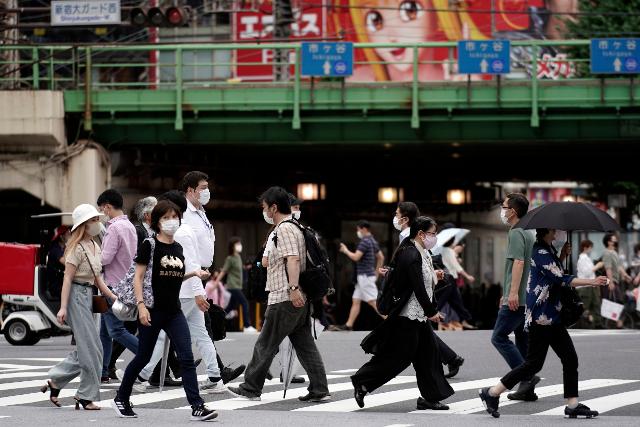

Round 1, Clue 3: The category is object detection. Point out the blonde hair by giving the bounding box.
[64,222,92,259]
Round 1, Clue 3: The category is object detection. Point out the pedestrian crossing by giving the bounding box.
[0,358,639,417]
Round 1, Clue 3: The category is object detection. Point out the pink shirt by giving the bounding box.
[101,215,138,287]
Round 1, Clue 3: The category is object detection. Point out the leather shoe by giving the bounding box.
[221,365,246,385]
[444,356,464,379]
[149,376,182,387]
[280,373,306,384]
[507,390,538,401]
[416,397,449,410]
[353,384,366,408]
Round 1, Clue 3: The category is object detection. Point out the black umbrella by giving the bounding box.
[514,202,621,232]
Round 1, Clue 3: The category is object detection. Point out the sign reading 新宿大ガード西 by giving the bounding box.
[301,42,353,77]
[590,39,639,74]
[457,40,511,75]
[51,1,121,26]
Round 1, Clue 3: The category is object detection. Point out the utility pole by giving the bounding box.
[273,0,294,81]
[0,0,20,88]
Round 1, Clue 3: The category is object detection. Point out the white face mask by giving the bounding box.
[263,210,274,225]
[87,222,102,237]
[161,219,180,236]
[393,216,403,231]
[292,211,301,221]
[500,208,512,225]
[235,244,243,253]
[357,231,364,239]
[422,233,438,251]
[198,188,211,206]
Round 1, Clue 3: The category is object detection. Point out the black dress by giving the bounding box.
[352,240,454,402]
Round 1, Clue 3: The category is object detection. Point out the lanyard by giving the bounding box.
[194,209,213,231]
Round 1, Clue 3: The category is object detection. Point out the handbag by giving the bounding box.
[111,237,156,320]
[207,303,227,341]
[558,285,584,327]
[78,242,109,314]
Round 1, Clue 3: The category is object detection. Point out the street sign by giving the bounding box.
[590,38,639,74]
[301,42,353,77]
[457,40,511,74]
[51,1,121,26]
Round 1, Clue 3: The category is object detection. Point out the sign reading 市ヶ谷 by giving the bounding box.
[590,38,639,74]
[457,40,511,74]
[51,1,121,26]
[301,42,353,77]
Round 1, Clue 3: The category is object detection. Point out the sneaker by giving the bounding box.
[115,369,125,382]
[243,326,257,333]
[478,387,500,418]
[198,379,227,394]
[565,403,599,419]
[507,375,540,401]
[101,376,111,384]
[227,386,261,401]
[444,356,464,379]
[108,367,118,380]
[190,404,218,422]
[225,310,238,320]
[111,396,137,418]
[221,365,246,385]
[416,397,449,410]
[133,380,150,393]
[298,392,331,402]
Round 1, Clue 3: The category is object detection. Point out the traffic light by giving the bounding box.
[129,6,191,27]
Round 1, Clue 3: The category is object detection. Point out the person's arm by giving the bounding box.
[216,256,231,283]
[444,248,474,282]
[174,228,209,311]
[286,255,304,307]
[100,227,118,267]
[375,250,385,273]
[280,224,305,307]
[507,230,527,311]
[619,266,632,283]
[95,275,117,301]
[56,262,76,324]
[602,252,617,292]
[592,261,604,273]
[339,244,364,262]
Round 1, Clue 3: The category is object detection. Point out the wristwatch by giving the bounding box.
[136,300,145,306]
[288,285,299,293]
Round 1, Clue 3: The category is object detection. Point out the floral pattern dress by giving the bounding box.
[524,242,575,330]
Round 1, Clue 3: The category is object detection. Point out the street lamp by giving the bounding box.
[378,187,404,204]
[447,189,470,226]
[297,183,326,201]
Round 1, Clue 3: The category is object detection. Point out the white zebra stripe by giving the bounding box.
[534,388,640,416]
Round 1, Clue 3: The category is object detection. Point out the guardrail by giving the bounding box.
[0,40,636,131]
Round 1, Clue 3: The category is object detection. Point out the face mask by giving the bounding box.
[161,219,180,236]
[263,210,274,225]
[235,244,243,253]
[393,216,403,231]
[87,222,102,237]
[422,234,437,251]
[500,208,512,225]
[198,188,211,206]
[292,211,301,221]
[357,231,364,239]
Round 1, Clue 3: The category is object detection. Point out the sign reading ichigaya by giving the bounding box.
[457,40,511,74]
[590,38,639,74]
[301,42,354,77]
[51,1,121,26]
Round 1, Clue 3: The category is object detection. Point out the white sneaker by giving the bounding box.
[225,310,238,320]
[198,379,227,394]
[133,380,150,393]
[243,326,257,333]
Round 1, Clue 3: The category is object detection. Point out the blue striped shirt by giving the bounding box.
[356,235,379,276]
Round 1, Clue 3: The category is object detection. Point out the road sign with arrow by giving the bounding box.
[590,38,639,74]
[301,42,353,77]
[457,40,510,75]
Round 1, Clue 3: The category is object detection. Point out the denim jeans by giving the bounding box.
[100,306,139,376]
[491,305,529,371]
[118,309,203,407]
[227,289,251,328]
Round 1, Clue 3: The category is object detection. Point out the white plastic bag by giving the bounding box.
[600,298,624,321]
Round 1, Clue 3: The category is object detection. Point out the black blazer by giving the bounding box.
[388,239,438,319]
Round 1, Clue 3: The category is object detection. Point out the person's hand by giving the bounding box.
[594,261,604,271]
[138,305,151,326]
[378,266,389,276]
[467,275,476,284]
[56,307,67,324]
[339,243,347,254]
[194,269,211,281]
[290,289,306,308]
[428,312,444,322]
[594,276,608,287]
[560,242,572,259]
[435,269,445,281]
[108,292,118,302]
[508,292,519,311]
[195,295,210,312]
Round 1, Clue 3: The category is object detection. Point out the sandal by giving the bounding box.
[74,398,100,410]
[40,380,61,407]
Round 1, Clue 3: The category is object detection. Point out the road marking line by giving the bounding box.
[0,388,108,406]
[293,377,501,412]
[0,372,49,380]
[534,388,640,415]
[0,358,68,362]
[410,378,639,415]
[0,377,80,393]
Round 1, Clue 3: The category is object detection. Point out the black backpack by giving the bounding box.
[279,220,334,301]
[377,243,410,315]
[247,247,269,302]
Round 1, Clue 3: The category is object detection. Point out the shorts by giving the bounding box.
[353,274,378,302]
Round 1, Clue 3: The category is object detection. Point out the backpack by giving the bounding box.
[279,220,333,301]
[246,246,269,302]
[376,243,411,315]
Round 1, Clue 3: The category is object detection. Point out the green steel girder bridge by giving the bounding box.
[3,40,640,146]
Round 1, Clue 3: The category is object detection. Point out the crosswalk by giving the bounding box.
[0,358,639,417]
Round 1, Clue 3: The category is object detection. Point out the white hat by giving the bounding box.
[71,204,103,232]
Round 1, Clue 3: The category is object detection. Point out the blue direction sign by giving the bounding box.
[590,38,639,74]
[457,40,511,74]
[301,42,353,77]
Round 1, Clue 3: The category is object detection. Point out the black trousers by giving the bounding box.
[352,317,454,402]
[436,284,472,321]
[501,323,579,398]
[435,334,457,365]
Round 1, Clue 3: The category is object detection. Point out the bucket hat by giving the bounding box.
[71,204,103,232]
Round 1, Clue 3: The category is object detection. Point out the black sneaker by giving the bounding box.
[298,392,331,402]
[416,397,449,410]
[444,356,464,379]
[227,386,261,401]
[565,403,599,419]
[507,375,540,401]
[190,404,218,421]
[221,365,246,385]
[479,387,500,418]
[101,376,111,384]
[111,396,137,418]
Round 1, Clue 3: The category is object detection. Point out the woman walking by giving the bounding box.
[351,216,454,411]
[41,204,118,410]
[111,200,218,421]
[479,228,608,418]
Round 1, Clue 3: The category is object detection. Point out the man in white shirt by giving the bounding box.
[175,171,225,393]
[576,239,604,328]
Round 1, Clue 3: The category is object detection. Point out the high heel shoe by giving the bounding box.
[74,398,100,410]
[40,380,61,407]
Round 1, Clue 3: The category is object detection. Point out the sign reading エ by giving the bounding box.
[301,42,353,77]
[590,38,639,74]
[457,40,511,74]
[51,1,121,26]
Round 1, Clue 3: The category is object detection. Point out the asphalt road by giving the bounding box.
[1,328,639,426]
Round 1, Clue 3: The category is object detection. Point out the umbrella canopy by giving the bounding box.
[432,228,470,255]
[514,202,621,232]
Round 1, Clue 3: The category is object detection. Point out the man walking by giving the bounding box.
[334,220,385,331]
[229,186,329,402]
[602,233,632,328]
[491,193,539,401]
[97,189,139,384]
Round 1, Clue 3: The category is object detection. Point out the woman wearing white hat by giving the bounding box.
[40,204,118,411]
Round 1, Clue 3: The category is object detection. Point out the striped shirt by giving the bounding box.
[266,221,306,305]
[356,235,380,276]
